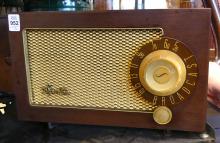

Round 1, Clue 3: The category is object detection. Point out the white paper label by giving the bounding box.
[8,14,20,32]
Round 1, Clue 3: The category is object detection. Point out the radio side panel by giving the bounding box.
[0,16,12,92]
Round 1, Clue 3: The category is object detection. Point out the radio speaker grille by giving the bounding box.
[23,28,163,112]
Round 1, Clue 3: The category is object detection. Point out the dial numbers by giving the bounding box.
[130,37,198,106]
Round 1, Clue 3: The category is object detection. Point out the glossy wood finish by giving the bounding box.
[9,10,210,132]
[0,16,12,92]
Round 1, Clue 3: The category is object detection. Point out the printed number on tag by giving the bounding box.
[8,14,20,32]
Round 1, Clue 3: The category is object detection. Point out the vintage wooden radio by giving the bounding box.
[8,9,210,132]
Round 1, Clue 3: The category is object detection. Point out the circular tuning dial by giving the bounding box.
[130,37,198,107]
[139,50,186,96]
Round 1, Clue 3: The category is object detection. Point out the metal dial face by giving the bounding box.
[130,37,198,107]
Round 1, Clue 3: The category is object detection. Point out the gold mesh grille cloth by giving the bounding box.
[23,28,163,112]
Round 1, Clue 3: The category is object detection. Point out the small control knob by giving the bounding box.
[153,106,172,125]
[139,50,186,96]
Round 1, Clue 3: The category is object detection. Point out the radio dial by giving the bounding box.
[139,50,186,96]
[130,37,198,107]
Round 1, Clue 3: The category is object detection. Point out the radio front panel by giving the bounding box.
[9,10,210,131]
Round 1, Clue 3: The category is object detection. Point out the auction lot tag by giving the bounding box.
[8,14,20,32]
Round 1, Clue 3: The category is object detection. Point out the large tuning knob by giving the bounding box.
[139,50,186,96]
